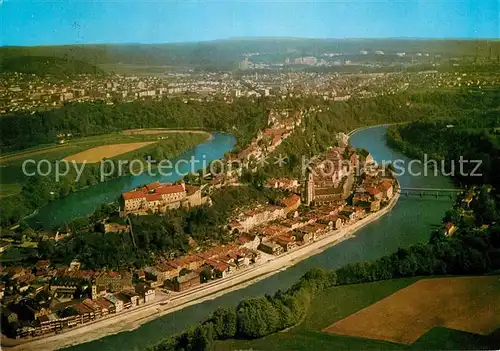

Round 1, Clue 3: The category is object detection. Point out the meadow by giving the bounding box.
[0,130,209,197]
[215,276,500,351]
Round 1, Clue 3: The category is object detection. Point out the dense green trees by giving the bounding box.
[150,188,500,351]
[264,88,500,178]
[211,308,237,340]
[386,102,500,190]
[0,97,268,152]
[2,56,105,77]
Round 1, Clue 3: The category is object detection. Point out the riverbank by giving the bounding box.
[4,183,400,351]
[347,122,406,137]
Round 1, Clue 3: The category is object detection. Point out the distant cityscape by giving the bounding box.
[2,51,499,114]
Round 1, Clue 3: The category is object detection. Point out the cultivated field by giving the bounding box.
[0,130,207,197]
[323,276,500,345]
[63,142,156,163]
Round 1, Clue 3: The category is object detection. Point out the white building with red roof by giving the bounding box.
[121,181,207,215]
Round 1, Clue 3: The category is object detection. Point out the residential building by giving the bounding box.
[173,272,201,292]
[258,242,284,256]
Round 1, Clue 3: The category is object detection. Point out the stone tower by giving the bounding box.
[304,171,315,206]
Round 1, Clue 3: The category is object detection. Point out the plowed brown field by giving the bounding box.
[323,276,500,344]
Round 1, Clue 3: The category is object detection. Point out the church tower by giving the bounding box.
[304,171,314,206]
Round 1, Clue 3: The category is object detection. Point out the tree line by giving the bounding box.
[150,187,500,351]
[263,87,500,179]
[386,106,500,190]
[0,97,268,152]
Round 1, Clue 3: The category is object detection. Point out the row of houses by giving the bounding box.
[353,173,395,212]
[206,110,302,190]
[229,194,302,234]
[12,283,155,338]
[242,199,373,257]
[144,244,261,292]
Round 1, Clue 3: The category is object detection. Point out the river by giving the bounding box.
[28,133,236,229]
[60,125,456,351]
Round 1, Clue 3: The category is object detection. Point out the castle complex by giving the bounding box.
[121,181,209,215]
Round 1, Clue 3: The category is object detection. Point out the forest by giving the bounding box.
[386,106,500,189]
[262,88,500,179]
[150,186,500,351]
[0,97,268,152]
[1,56,105,77]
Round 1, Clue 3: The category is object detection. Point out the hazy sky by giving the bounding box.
[2,0,499,46]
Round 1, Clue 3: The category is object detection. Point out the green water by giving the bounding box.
[27,133,236,229]
[64,126,456,351]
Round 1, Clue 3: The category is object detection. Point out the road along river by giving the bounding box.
[7,125,456,351]
[47,125,455,351]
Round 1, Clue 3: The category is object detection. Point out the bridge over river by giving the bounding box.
[398,187,462,199]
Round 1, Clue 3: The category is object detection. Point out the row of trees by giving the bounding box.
[0,97,268,152]
[151,188,500,351]
[386,107,500,190]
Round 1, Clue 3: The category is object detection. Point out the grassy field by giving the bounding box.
[0,130,209,197]
[215,276,500,351]
[324,276,500,344]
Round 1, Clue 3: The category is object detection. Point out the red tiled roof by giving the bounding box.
[276,235,294,243]
[155,184,185,195]
[35,260,50,269]
[282,194,301,209]
[108,271,120,278]
[366,187,382,196]
[215,262,229,272]
[146,181,162,191]
[380,181,393,190]
[185,185,199,196]
[146,193,163,202]
[123,191,146,201]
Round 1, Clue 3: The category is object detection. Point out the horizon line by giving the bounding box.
[2,36,499,48]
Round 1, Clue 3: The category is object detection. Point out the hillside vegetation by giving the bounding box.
[1,39,498,67]
[1,56,104,77]
[387,104,500,190]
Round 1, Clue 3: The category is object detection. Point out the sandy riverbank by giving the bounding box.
[4,185,400,351]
